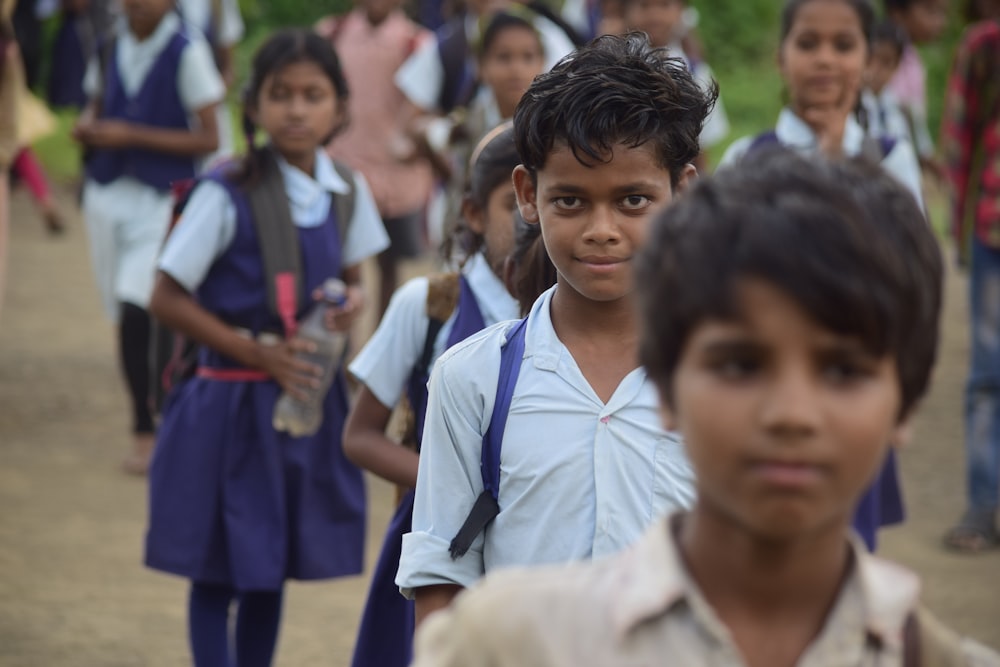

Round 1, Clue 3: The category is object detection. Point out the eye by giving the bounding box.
[794,35,819,51]
[553,196,583,210]
[269,85,290,101]
[306,88,328,103]
[621,195,651,211]
[834,36,859,52]
[707,352,763,381]
[819,352,876,385]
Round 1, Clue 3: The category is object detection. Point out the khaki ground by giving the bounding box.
[0,187,997,666]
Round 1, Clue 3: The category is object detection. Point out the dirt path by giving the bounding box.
[0,186,997,666]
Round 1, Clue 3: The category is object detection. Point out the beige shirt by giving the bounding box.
[413,514,1000,667]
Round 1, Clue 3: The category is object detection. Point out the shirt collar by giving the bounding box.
[463,252,520,326]
[273,148,352,209]
[610,513,921,652]
[120,10,181,51]
[775,107,865,155]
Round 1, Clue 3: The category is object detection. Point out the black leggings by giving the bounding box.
[119,302,154,434]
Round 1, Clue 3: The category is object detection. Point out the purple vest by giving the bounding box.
[195,172,344,369]
[86,27,196,191]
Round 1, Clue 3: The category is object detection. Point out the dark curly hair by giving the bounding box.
[513,32,717,186]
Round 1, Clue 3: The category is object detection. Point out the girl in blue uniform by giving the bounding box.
[144,30,388,667]
[344,124,531,667]
[720,0,924,551]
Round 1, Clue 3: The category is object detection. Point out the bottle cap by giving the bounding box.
[321,278,348,305]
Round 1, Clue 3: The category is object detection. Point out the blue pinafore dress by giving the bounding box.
[350,276,486,667]
[145,174,366,592]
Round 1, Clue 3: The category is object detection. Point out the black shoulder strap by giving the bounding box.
[417,273,461,378]
[245,149,301,337]
[330,159,357,244]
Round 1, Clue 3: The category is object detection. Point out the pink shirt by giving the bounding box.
[322,10,434,219]
[888,44,926,117]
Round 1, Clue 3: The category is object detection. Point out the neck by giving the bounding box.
[497,97,518,120]
[283,149,316,177]
[550,283,639,344]
[678,507,851,623]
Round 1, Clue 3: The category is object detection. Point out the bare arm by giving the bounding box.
[343,387,420,487]
[150,272,321,399]
[75,103,220,158]
[415,584,464,629]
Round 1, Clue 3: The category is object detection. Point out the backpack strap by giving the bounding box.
[246,148,302,338]
[449,316,528,559]
[330,159,357,245]
[902,606,972,667]
[747,130,780,154]
[417,272,461,380]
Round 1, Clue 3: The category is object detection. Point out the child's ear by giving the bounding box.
[659,402,678,432]
[674,163,698,193]
[889,416,914,449]
[462,196,485,235]
[512,165,539,224]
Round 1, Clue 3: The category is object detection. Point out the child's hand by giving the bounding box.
[74,119,135,149]
[257,339,323,400]
[801,81,859,158]
[318,284,365,332]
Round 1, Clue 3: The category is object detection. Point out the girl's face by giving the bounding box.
[894,0,948,43]
[251,60,344,173]
[779,0,868,115]
[466,181,519,277]
[479,26,545,119]
[123,0,174,38]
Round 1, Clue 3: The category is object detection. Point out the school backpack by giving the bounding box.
[748,129,897,164]
[149,149,357,418]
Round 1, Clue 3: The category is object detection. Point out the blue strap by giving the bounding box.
[481,317,528,498]
[448,317,527,559]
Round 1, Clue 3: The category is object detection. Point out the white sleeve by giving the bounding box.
[177,38,226,112]
[341,171,391,267]
[881,140,926,213]
[83,58,99,99]
[694,62,729,149]
[395,36,444,112]
[534,16,576,71]
[158,180,238,292]
[717,135,753,169]
[348,277,432,408]
[397,335,502,596]
[217,0,246,47]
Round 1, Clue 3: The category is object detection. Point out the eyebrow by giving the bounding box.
[546,182,664,196]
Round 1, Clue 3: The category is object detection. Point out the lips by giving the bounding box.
[578,255,626,265]
[749,459,826,489]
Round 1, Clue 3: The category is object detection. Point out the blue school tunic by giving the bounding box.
[85,28,196,192]
[47,14,88,108]
[350,276,486,667]
[144,173,366,592]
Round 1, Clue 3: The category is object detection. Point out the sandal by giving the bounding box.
[943,509,999,554]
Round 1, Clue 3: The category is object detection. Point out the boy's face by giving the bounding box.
[662,279,906,542]
[123,0,173,38]
[624,0,685,48]
[513,142,692,306]
[892,0,949,43]
[866,41,901,94]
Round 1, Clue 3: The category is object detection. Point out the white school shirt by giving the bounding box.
[396,285,696,597]
[158,148,389,292]
[349,252,519,409]
[176,0,245,47]
[394,14,575,113]
[668,42,729,149]
[861,88,913,148]
[719,107,925,211]
[82,11,224,115]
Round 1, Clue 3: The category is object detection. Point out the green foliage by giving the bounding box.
[240,0,352,31]
[689,0,782,72]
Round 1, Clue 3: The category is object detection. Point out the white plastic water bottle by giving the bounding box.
[272,278,349,437]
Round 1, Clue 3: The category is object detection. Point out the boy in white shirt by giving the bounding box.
[396,32,715,626]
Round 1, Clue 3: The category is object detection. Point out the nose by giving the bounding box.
[582,204,621,245]
[759,365,821,439]
[288,94,307,118]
